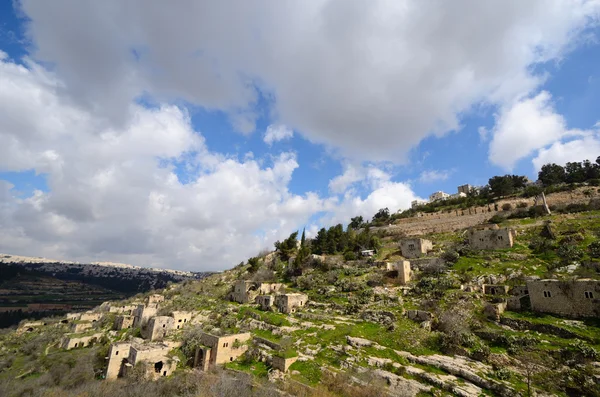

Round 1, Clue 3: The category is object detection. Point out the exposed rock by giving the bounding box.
[346,336,373,348]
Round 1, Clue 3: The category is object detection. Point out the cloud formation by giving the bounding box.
[418,169,452,184]
[263,124,294,145]
[18,0,600,161]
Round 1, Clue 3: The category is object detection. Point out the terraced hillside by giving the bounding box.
[1,208,600,397]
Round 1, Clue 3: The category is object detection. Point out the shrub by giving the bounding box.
[343,251,357,261]
[529,237,554,254]
[528,205,548,218]
[588,241,600,258]
[557,244,584,263]
[507,209,529,219]
[502,203,513,211]
[441,250,460,265]
[517,201,528,208]
[488,214,505,224]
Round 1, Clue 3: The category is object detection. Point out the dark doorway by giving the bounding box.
[154,361,163,373]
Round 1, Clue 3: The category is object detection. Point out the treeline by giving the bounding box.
[538,157,600,186]
[273,225,381,263]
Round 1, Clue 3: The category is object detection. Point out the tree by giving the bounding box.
[538,163,565,186]
[247,257,260,273]
[294,228,311,267]
[349,216,364,230]
[274,231,299,261]
[372,208,390,224]
[488,175,515,197]
[565,161,586,183]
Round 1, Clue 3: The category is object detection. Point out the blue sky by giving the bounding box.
[1,1,599,270]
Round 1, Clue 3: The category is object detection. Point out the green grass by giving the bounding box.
[289,359,322,385]
[225,360,270,378]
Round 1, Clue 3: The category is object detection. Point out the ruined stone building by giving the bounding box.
[527,279,600,318]
[274,293,308,314]
[114,315,134,330]
[144,316,174,341]
[256,295,275,311]
[171,311,192,329]
[483,285,509,295]
[105,341,177,380]
[193,332,251,371]
[133,304,158,327]
[79,312,103,322]
[108,304,137,315]
[146,294,165,306]
[70,322,93,333]
[399,238,433,259]
[61,333,103,350]
[230,281,283,304]
[467,224,515,250]
[386,261,411,285]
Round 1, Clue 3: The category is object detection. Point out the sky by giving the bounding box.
[1,1,600,271]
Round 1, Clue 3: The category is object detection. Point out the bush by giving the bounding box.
[502,203,512,211]
[517,201,528,208]
[507,209,529,219]
[528,205,548,218]
[588,241,600,258]
[488,214,505,224]
[343,251,357,261]
[529,237,554,254]
[557,244,584,263]
[441,250,460,264]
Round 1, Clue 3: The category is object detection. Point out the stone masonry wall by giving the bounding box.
[527,279,600,318]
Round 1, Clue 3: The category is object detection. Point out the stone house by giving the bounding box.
[230,281,283,304]
[79,312,102,322]
[274,293,308,314]
[467,225,515,250]
[171,311,192,330]
[256,295,275,311]
[507,286,530,310]
[61,333,103,350]
[133,304,158,327]
[16,321,45,334]
[193,332,252,371]
[386,261,411,285]
[108,304,137,315]
[271,356,298,372]
[144,316,174,341]
[527,279,600,317]
[70,321,93,333]
[429,191,450,202]
[483,285,509,295]
[105,342,177,380]
[146,294,165,306]
[114,315,135,330]
[399,238,433,259]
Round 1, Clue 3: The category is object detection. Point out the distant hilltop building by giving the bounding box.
[429,191,450,202]
[457,184,472,195]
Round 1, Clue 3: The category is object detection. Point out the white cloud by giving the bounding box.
[419,169,452,184]
[263,124,294,145]
[0,54,419,270]
[488,91,587,170]
[328,163,392,194]
[532,135,600,171]
[18,0,600,161]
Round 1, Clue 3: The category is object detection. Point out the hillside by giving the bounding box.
[0,256,212,328]
[1,198,600,396]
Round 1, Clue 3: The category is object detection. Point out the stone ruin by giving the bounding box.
[61,333,103,350]
[399,238,433,259]
[105,341,177,380]
[144,316,174,341]
[229,281,284,304]
[192,332,252,371]
[527,279,600,318]
[114,315,135,330]
[386,261,411,285]
[467,224,515,250]
[274,293,308,314]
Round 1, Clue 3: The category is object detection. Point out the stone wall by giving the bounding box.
[527,279,600,318]
[468,228,514,250]
[70,322,92,333]
[377,187,593,236]
[133,304,158,327]
[61,333,103,349]
[256,295,275,311]
[271,356,298,372]
[80,312,102,322]
[483,285,509,295]
[108,304,137,315]
[147,294,165,306]
[105,342,132,379]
